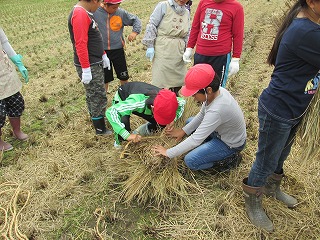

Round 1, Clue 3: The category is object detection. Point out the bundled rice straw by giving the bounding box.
[111,135,199,209]
[297,88,320,160]
[0,182,30,239]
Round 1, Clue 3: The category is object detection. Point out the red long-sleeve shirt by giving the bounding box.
[68,6,104,68]
[187,0,244,58]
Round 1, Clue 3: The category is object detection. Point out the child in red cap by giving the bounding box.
[94,0,141,93]
[106,82,185,148]
[153,64,246,172]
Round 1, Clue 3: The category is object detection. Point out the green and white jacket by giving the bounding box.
[106,82,185,141]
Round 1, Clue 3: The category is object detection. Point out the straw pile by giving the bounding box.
[110,135,199,209]
[297,89,320,160]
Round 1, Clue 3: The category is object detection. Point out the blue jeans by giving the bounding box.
[183,118,245,170]
[247,101,300,187]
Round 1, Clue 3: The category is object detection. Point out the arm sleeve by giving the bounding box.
[106,94,147,140]
[174,98,186,121]
[231,5,245,58]
[167,109,222,158]
[186,0,202,48]
[122,9,142,34]
[71,8,91,68]
[297,30,320,69]
[141,2,166,48]
[0,28,17,57]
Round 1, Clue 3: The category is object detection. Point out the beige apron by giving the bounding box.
[0,34,22,100]
[152,1,189,89]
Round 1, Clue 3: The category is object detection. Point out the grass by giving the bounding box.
[0,0,320,239]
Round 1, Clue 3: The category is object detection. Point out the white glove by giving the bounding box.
[228,58,240,77]
[183,48,193,63]
[102,53,111,70]
[81,67,92,84]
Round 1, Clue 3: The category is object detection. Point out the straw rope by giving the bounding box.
[0,182,30,240]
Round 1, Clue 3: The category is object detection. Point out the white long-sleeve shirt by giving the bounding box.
[167,87,246,158]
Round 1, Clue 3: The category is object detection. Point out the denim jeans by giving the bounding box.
[247,101,300,187]
[183,118,245,170]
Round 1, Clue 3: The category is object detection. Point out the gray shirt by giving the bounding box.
[94,7,141,50]
[142,0,190,48]
[167,87,247,158]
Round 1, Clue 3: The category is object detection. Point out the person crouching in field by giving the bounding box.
[242,0,320,233]
[106,82,185,149]
[93,0,142,94]
[153,64,247,172]
[0,28,29,151]
[68,0,112,135]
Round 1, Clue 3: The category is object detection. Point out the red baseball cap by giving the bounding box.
[181,64,215,97]
[104,0,122,4]
[153,89,178,125]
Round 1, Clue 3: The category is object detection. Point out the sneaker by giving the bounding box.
[114,141,122,150]
[211,152,242,172]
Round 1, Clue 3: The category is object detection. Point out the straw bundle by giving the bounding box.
[110,135,199,209]
[297,89,320,160]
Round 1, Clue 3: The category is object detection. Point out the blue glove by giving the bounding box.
[10,54,29,83]
[146,48,154,62]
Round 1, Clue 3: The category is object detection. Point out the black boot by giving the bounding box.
[92,118,112,135]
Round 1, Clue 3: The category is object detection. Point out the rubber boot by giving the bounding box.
[0,128,13,151]
[242,178,274,232]
[8,117,28,141]
[92,118,112,136]
[264,172,298,208]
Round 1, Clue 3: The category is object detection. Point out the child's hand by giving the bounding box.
[166,128,185,142]
[127,133,142,143]
[153,145,168,157]
[128,32,138,42]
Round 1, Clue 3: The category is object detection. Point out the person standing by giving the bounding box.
[153,64,246,171]
[183,0,244,87]
[68,0,112,135]
[0,27,29,151]
[94,0,142,93]
[242,0,320,232]
[142,0,190,96]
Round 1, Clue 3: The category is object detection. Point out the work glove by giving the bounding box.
[81,67,92,84]
[10,54,29,83]
[183,47,193,63]
[146,48,154,62]
[102,53,111,70]
[133,123,151,136]
[228,58,240,77]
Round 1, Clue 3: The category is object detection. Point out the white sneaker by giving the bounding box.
[114,141,122,150]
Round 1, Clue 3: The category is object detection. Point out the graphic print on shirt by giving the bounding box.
[304,72,319,95]
[200,8,223,41]
[110,16,122,31]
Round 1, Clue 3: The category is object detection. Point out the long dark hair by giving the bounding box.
[267,0,306,66]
